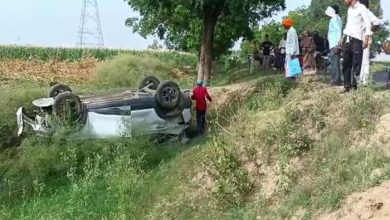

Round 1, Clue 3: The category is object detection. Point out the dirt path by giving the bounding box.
[318,181,390,220]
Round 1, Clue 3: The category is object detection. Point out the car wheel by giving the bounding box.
[139,76,160,90]
[154,92,186,120]
[53,92,82,125]
[48,83,72,98]
[156,80,181,110]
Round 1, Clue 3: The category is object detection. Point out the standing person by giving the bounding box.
[279,33,287,51]
[359,0,381,85]
[326,5,343,86]
[282,18,300,78]
[277,33,287,71]
[340,0,372,93]
[191,80,212,136]
[261,34,274,71]
[301,31,317,75]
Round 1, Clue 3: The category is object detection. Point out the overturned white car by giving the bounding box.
[16,77,192,142]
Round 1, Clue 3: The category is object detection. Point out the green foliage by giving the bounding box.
[347,88,384,130]
[297,0,385,36]
[287,6,317,35]
[0,85,45,149]
[271,133,390,218]
[0,45,197,63]
[93,54,187,89]
[0,136,184,219]
[246,77,297,111]
[125,0,286,58]
[242,0,389,57]
[0,46,120,61]
[1,54,390,219]
[204,141,254,208]
[0,52,198,151]
[255,21,286,45]
[280,108,314,157]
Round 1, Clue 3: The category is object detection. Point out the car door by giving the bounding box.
[78,105,132,138]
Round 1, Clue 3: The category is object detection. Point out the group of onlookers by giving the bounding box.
[250,35,277,73]
[327,0,380,91]
[194,0,385,136]
[251,0,383,93]
[251,28,330,75]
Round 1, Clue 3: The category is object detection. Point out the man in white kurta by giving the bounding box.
[283,18,300,78]
[359,0,381,85]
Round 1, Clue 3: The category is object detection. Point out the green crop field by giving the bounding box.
[0,45,197,64]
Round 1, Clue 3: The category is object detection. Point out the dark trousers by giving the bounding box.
[196,110,206,135]
[276,53,285,70]
[329,47,342,84]
[342,37,363,90]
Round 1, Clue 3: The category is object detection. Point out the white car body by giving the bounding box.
[17,86,193,141]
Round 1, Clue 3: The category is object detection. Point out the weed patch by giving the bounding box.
[202,139,254,208]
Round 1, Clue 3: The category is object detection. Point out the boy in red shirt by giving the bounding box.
[191,80,212,135]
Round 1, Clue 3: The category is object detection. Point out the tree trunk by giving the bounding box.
[197,13,217,86]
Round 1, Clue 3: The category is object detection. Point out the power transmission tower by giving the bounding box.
[77,0,104,47]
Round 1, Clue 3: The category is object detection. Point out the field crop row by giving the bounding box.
[0,45,197,65]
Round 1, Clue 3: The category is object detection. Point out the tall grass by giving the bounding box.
[91,54,195,90]
[1,54,389,219]
[0,136,194,219]
[0,53,198,148]
[0,83,46,149]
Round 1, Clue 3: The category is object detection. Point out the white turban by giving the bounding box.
[325,6,336,18]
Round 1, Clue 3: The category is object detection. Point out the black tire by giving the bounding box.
[48,83,72,98]
[155,80,181,110]
[139,76,160,90]
[154,92,185,119]
[52,92,82,125]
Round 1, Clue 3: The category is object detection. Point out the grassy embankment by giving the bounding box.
[0,47,389,219]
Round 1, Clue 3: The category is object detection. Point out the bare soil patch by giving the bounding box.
[0,58,98,85]
[318,181,390,220]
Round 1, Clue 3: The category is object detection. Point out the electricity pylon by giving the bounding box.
[77,0,104,47]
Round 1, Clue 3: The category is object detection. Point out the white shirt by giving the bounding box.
[279,38,286,48]
[279,38,286,53]
[367,9,381,26]
[343,2,372,41]
[328,15,343,49]
[286,26,300,56]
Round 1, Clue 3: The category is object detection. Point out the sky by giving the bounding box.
[0,0,389,49]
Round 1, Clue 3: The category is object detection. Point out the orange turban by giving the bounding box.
[282,18,294,28]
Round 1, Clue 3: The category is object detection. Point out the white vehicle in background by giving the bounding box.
[16,76,192,143]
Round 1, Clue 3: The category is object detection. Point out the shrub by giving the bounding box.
[203,140,254,208]
[347,88,383,130]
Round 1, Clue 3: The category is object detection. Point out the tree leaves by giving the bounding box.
[243,0,389,58]
[125,0,285,57]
